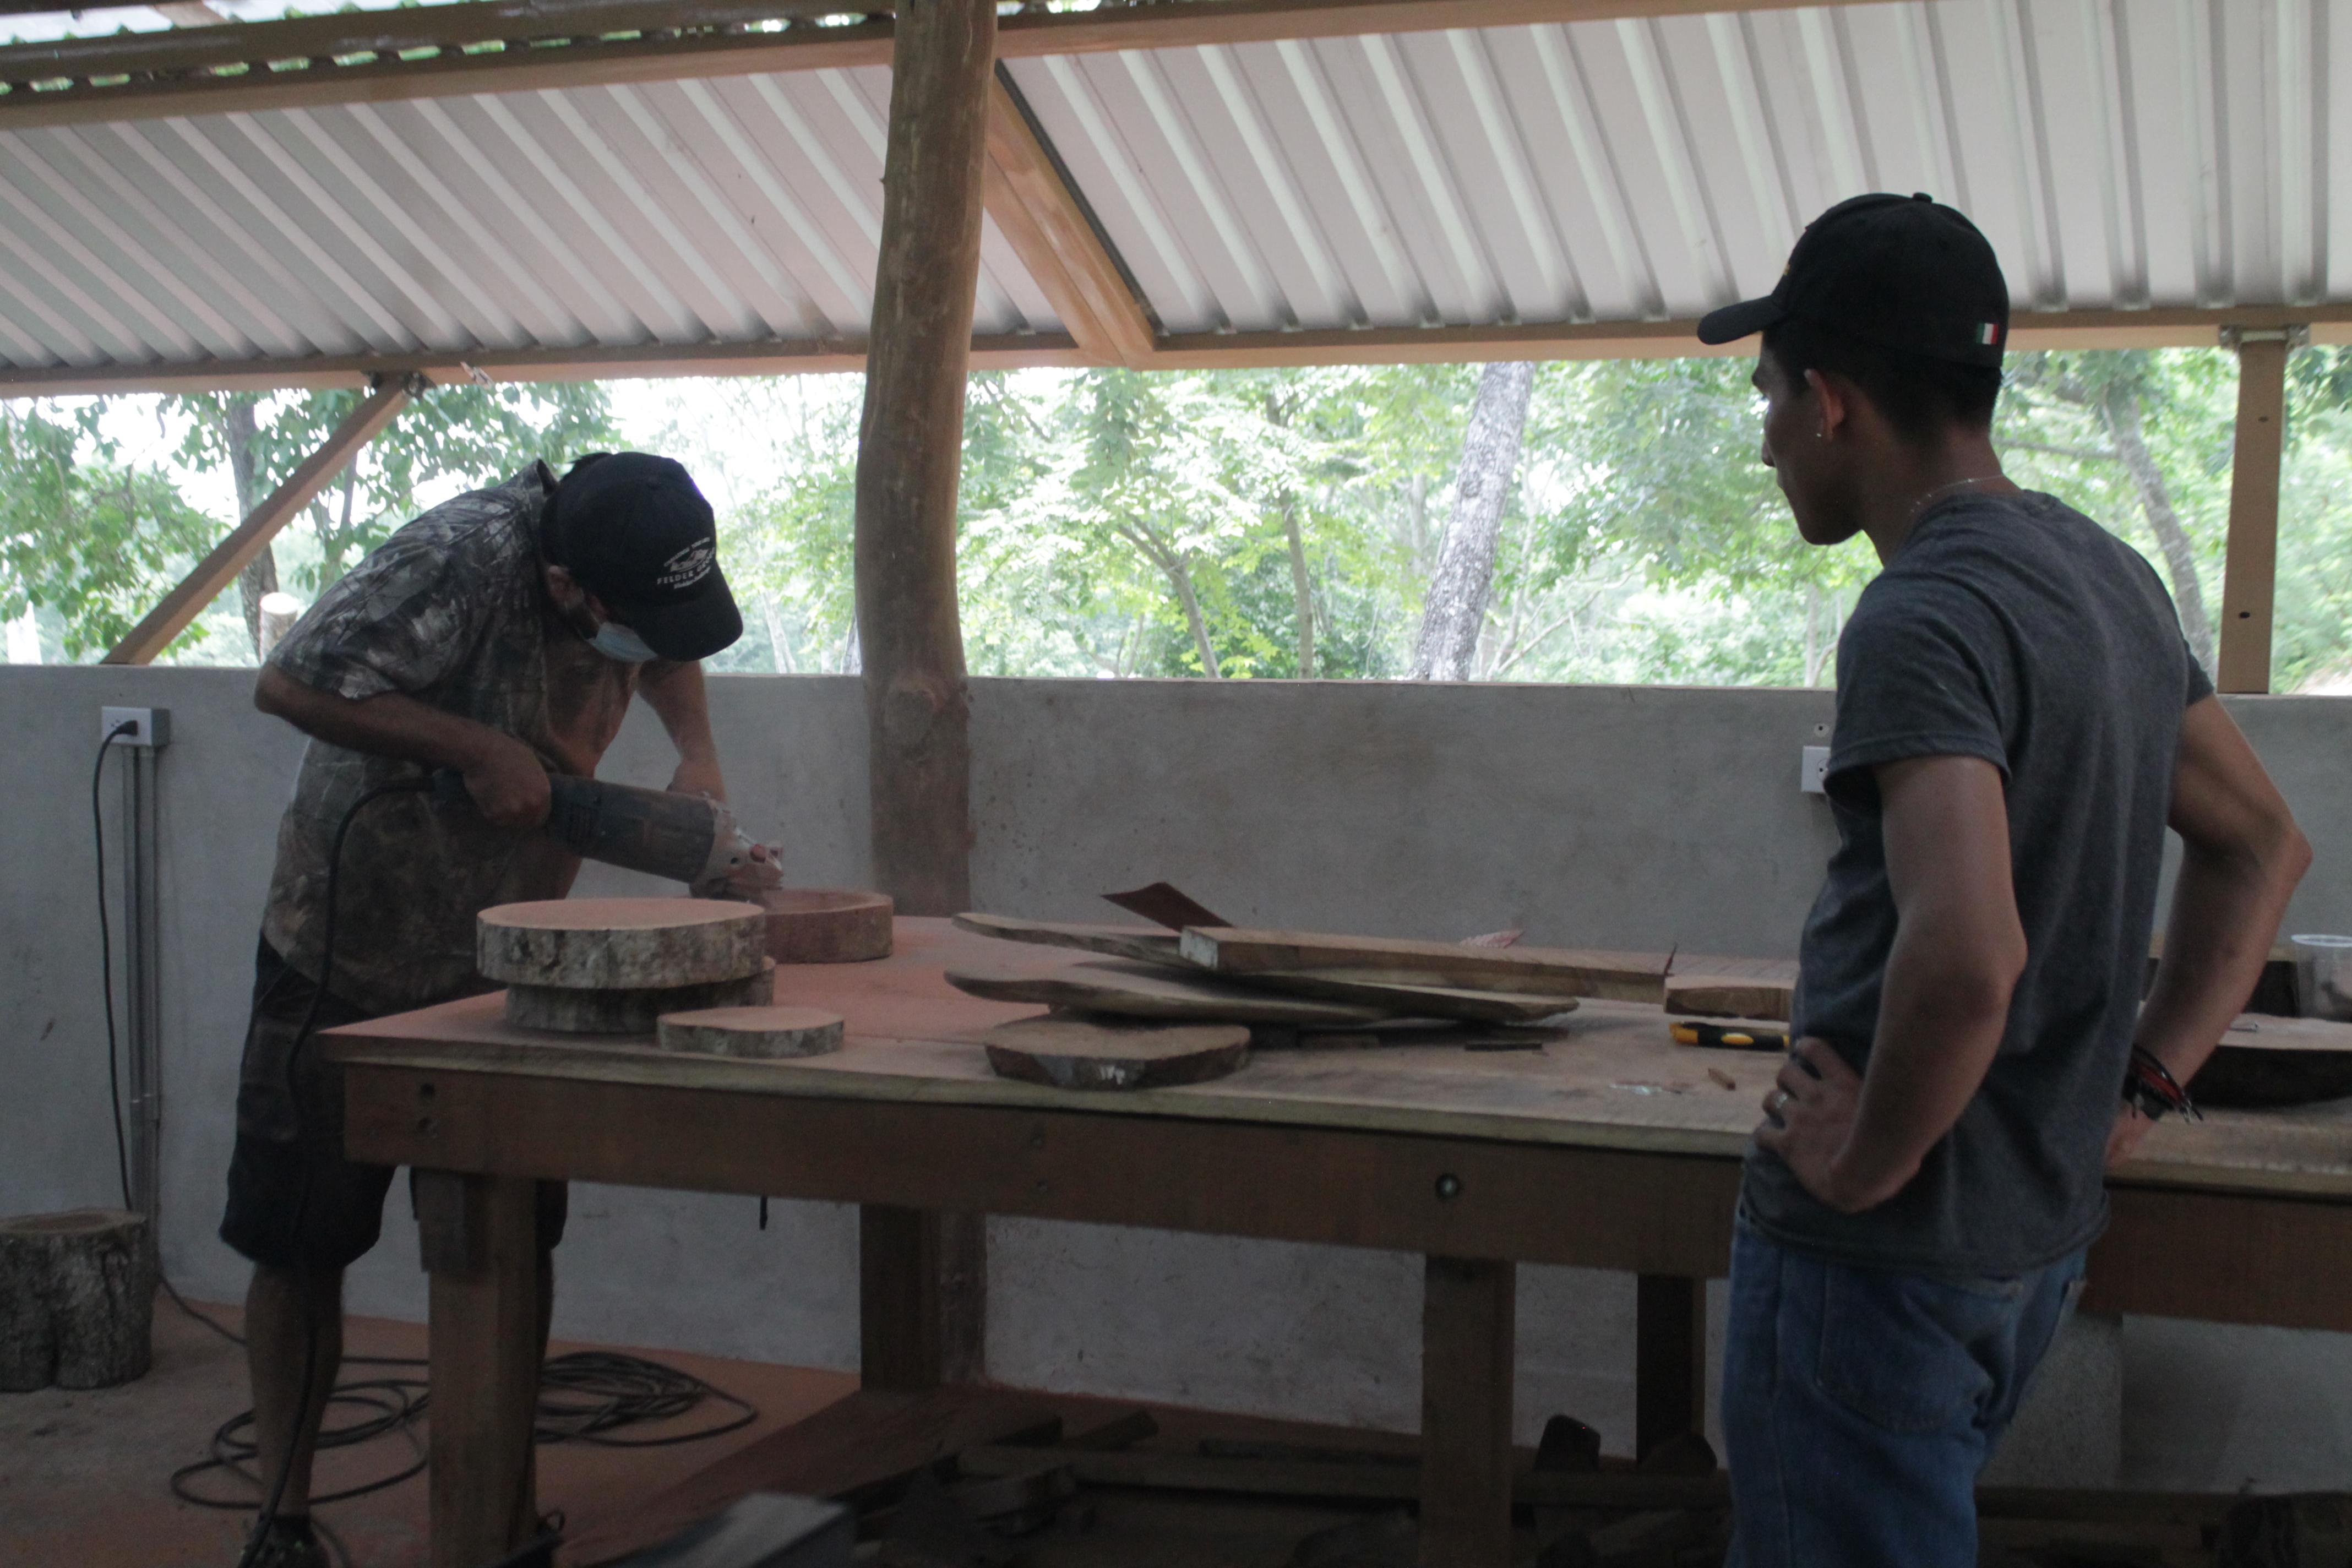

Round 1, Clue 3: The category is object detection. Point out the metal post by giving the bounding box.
[118,742,164,1222]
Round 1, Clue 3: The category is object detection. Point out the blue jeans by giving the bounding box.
[1721,1216,2087,1568]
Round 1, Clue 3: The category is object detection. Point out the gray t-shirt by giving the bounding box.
[1743,491,2212,1278]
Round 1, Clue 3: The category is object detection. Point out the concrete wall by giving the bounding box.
[3,665,2348,1487]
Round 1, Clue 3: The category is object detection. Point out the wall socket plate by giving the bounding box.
[101,706,171,749]
[1800,745,1830,794]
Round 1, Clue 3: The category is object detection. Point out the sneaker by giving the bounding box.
[241,1516,329,1568]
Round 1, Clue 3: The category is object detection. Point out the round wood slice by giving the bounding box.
[505,961,775,1035]
[478,897,767,990]
[982,1015,1250,1092]
[657,1005,846,1060]
[0,1209,154,1391]
[760,889,894,964]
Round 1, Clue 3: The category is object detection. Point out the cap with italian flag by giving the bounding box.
[1697,192,2011,369]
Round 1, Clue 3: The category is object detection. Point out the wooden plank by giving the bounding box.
[0,334,1089,398]
[3,310,2343,396]
[100,377,412,665]
[982,1015,1252,1090]
[1420,1255,1515,1568]
[1235,971,1584,1023]
[951,912,1186,965]
[344,1059,1746,1274]
[1664,976,1793,1022]
[559,1385,1063,1565]
[1182,927,1670,1003]
[956,1441,2239,1522]
[1634,1275,1704,1460]
[853,0,991,918]
[424,1172,540,1568]
[981,70,1155,367]
[948,959,1386,1024]
[2084,1186,2352,1331]
[2217,331,2294,693]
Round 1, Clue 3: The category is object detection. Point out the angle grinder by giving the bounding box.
[433,769,780,896]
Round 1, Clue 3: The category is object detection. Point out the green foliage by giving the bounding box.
[0,401,217,659]
[12,347,2352,691]
[170,382,618,588]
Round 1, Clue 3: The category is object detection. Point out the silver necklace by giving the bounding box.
[1908,473,2006,523]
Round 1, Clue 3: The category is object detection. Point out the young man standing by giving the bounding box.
[1696,194,2311,1566]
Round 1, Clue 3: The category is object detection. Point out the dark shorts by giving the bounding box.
[221,937,565,1271]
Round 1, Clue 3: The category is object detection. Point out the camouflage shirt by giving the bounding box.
[259,462,640,1016]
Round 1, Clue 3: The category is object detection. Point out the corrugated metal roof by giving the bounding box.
[0,0,2343,382]
[1010,0,2344,337]
[0,64,1060,372]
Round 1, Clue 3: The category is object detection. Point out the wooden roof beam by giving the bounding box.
[0,0,1892,128]
[979,69,1155,369]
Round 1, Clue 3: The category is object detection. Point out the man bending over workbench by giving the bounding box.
[1695,194,2311,1566]
[221,453,749,1568]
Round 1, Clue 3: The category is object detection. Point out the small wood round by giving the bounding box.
[505,961,775,1035]
[478,897,767,990]
[0,1209,154,1391]
[657,1005,846,1060]
[760,889,895,964]
[982,1015,1251,1092]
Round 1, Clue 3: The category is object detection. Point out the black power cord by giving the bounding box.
[91,737,759,1566]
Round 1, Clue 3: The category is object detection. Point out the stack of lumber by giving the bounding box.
[950,911,1687,1089]
[565,1382,2242,1568]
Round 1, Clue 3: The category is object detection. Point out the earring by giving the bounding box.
[1815,428,1826,440]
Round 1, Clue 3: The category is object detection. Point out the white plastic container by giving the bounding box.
[2292,934,2352,1021]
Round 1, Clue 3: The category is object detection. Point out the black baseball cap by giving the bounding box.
[545,453,742,661]
[1697,193,2010,367]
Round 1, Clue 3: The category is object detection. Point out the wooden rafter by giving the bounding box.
[0,0,1893,126]
[979,70,1155,369]
[8,309,2346,398]
[100,375,418,665]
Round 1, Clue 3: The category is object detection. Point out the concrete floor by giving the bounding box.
[0,1295,859,1568]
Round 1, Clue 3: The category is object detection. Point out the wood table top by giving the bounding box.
[327,918,2352,1200]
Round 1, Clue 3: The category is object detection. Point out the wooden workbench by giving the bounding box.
[328,919,2352,1568]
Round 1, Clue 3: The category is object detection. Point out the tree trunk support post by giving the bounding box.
[418,1169,540,1568]
[101,373,420,666]
[853,0,990,916]
[852,0,995,1387]
[1420,1254,1515,1567]
[1635,1273,1707,1460]
[2215,326,2302,694]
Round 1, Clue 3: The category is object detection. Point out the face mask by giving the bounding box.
[590,620,660,664]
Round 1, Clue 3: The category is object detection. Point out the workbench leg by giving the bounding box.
[420,1170,540,1568]
[1635,1274,1706,1461]
[1420,1255,1516,1568]
[859,1206,986,1390]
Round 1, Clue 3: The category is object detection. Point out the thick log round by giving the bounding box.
[656,1005,846,1060]
[478,898,767,990]
[505,962,776,1035]
[760,889,895,964]
[0,1210,155,1391]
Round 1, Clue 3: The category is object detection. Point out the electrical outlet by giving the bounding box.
[101,706,171,749]
[1800,745,1829,795]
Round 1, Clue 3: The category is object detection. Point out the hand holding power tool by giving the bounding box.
[435,767,782,898]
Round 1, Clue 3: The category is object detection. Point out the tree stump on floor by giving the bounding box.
[0,1209,155,1391]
